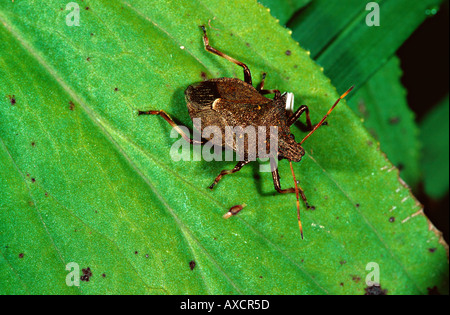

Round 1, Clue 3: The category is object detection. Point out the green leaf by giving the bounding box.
[288,0,444,93]
[347,56,421,188]
[257,0,312,25]
[420,95,449,200]
[0,0,447,294]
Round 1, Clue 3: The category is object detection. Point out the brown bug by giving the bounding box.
[139,26,353,239]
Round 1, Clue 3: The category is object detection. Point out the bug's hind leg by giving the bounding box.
[209,160,251,190]
[138,110,205,145]
[200,25,253,86]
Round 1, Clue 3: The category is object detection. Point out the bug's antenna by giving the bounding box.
[289,161,303,239]
[300,86,354,145]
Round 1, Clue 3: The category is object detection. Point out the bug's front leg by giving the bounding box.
[209,160,251,190]
[287,105,312,130]
[272,168,312,207]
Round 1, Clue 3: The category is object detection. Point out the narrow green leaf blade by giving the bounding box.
[289,0,444,93]
[347,56,421,188]
[420,95,449,200]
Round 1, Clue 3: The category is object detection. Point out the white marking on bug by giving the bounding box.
[285,92,294,113]
[212,98,221,110]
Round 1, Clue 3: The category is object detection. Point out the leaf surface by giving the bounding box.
[0,0,447,294]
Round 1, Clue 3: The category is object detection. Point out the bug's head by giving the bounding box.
[279,134,305,162]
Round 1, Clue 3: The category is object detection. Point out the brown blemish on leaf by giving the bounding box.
[427,286,440,295]
[351,275,361,283]
[189,260,196,270]
[389,217,395,223]
[80,267,93,282]
[69,101,75,111]
[285,50,291,56]
[18,253,24,259]
[200,72,207,81]
[7,95,16,105]
[365,284,387,295]
[389,117,400,125]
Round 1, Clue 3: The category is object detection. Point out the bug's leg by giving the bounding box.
[272,168,310,206]
[209,160,251,190]
[272,168,296,194]
[200,25,253,86]
[138,110,205,145]
[257,72,281,98]
[260,89,281,99]
[287,105,312,130]
[257,72,266,91]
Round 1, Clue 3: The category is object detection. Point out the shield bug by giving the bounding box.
[139,26,353,239]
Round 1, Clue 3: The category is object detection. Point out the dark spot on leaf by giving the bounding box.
[397,163,404,171]
[427,286,440,295]
[134,251,138,255]
[200,72,207,81]
[367,140,373,146]
[389,117,400,125]
[189,260,196,270]
[7,95,16,105]
[69,101,75,111]
[31,178,36,183]
[86,57,91,62]
[365,285,387,295]
[102,273,106,278]
[355,203,360,208]
[85,7,89,10]
[294,65,298,69]
[389,217,395,223]
[245,42,250,47]
[81,267,93,282]
[18,253,24,259]
[259,275,263,279]
[90,33,94,36]
[114,87,119,92]
[339,260,347,265]
[145,254,149,259]
[322,121,328,126]
[340,282,344,286]
[31,142,35,147]
[351,275,361,283]
[285,50,291,56]
[428,248,437,253]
